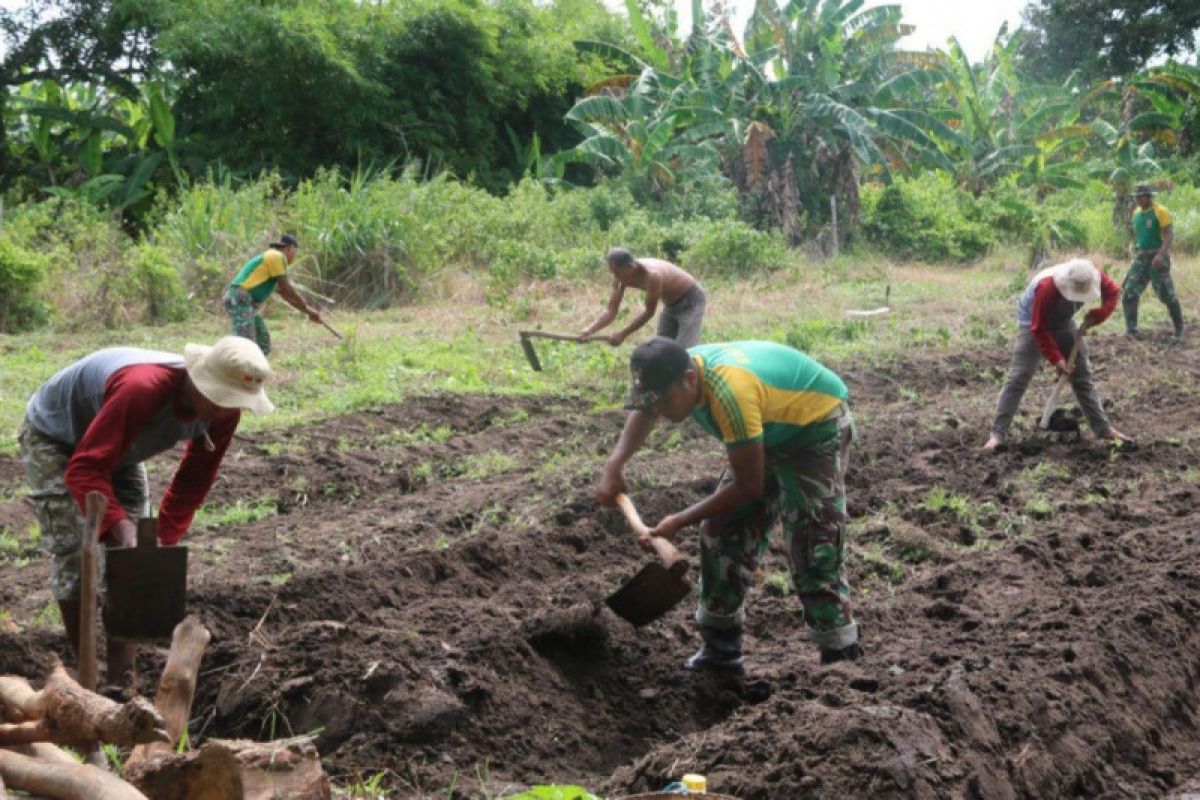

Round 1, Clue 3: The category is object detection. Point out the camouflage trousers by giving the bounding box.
[697,405,858,650]
[223,287,271,356]
[17,421,148,602]
[1123,251,1184,334]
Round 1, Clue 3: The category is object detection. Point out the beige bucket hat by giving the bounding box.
[1050,258,1101,304]
[184,336,274,414]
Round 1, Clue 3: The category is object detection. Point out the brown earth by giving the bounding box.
[2,333,1199,798]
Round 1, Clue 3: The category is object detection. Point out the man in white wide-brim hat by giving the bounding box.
[18,336,273,688]
[983,258,1132,451]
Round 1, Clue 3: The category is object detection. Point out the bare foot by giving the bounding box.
[1101,428,1132,444]
[982,434,1003,452]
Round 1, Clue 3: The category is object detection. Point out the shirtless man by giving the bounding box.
[578,247,707,348]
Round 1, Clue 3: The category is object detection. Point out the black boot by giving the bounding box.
[684,627,744,671]
[819,641,861,665]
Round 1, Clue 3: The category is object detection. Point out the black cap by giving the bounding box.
[625,337,694,411]
[1133,183,1156,196]
[270,234,299,249]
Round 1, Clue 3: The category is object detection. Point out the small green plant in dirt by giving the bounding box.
[922,486,973,521]
[503,787,600,800]
[458,452,520,481]
[194,498,278,529]
[1019,462,1070,484]
[335,770,389,798]
[1024,495,1054,520]
[375,424,454,447]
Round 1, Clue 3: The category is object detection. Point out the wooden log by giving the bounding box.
[0,747,148,800]
[79,492,107,694]
[125,616,211,769]
[36,665,167,747]
[0,677,40,721]
[0,665,167,748]
[128,736,330,800]
[3,743,79,765]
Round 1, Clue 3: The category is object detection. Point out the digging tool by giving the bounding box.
[605,494,692,627]
[79,492,107,692]
[1038,328,1085,430]
[518,330,599,372]
[105,517,187,641]
[320,319,343,340]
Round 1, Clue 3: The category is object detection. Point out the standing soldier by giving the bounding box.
[18,337,274,687]
[1124,184,1184,342]
[224,235,324,355]
[596,338,859,670]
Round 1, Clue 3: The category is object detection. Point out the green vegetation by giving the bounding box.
[193,499,278,530]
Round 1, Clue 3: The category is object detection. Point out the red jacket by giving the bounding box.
[63,364,239,545]
[1030,272,1120,364]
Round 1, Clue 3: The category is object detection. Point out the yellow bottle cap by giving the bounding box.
[681,773,707,793]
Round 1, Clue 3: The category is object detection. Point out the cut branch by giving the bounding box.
[0,747,148,800]
[126,616,211,769]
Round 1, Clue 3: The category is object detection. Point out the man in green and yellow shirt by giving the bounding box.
[1125,184,1184,341]
[596,338,860,671]
[223,235,323,355]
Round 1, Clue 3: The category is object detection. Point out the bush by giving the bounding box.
[862,174,998,262]
[0,239,49,332]
[127,244,190,323]
[681,219,789,277]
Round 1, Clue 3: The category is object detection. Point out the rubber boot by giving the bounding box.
[1168,302,1184,341]
[684,627,744,671]
[819,641,861,665]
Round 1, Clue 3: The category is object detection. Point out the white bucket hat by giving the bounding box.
[184,336,274,414]
[1050,258,1101,304]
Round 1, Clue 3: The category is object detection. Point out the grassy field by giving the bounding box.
[1,250,1194,454]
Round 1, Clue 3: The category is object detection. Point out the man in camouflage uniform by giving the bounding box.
[596,338,859,670]
[224,234,324,355]
[1124,183,1184,341]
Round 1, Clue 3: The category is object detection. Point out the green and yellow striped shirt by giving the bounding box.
[688,341,848,450]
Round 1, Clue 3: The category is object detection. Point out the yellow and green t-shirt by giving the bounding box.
[229,249,288,303]
[1133,203,1172,251]
[688,341,848,450]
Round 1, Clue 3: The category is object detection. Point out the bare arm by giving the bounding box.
[595,410,657,505]
[1155,225,1173,265]
[651,442,765,537]
[608,271,662,345]
[580,279,625,339]
[275,276,321,322]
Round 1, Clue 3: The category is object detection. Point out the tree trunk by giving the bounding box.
[125,616,211,769]
[0,747,148,800]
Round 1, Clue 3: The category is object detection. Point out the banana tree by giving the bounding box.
[738,0,952,240]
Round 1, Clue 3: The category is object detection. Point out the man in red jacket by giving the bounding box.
[983,259,1131,451]
[18,336,273,686]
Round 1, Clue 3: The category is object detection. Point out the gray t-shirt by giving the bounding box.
[25,348,210,465]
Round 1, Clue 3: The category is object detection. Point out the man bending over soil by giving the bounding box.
[18,336,274,688]
[578,247,706,348]
[596,338,860,670]
[224,234,324,355]
[983,258,1131,451]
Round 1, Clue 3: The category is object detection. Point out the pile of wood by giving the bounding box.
[0,616,330,800]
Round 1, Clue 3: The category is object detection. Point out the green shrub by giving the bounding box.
[127,244,190,323]
[681,219,789,277]
[862,174,998,262]
[1159,184,1200,253]
[0,239,50,332]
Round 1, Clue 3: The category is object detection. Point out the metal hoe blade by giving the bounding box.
[519,333,543,372]
[605,560,691,627]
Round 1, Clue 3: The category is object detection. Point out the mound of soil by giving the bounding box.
[2,337,1199,798]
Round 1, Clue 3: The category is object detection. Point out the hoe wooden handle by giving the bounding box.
[615,494,684,569]
[519,330,585,342]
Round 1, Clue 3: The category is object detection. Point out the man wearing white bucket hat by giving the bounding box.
[17,336,273,686]
[983,259,1131,452]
